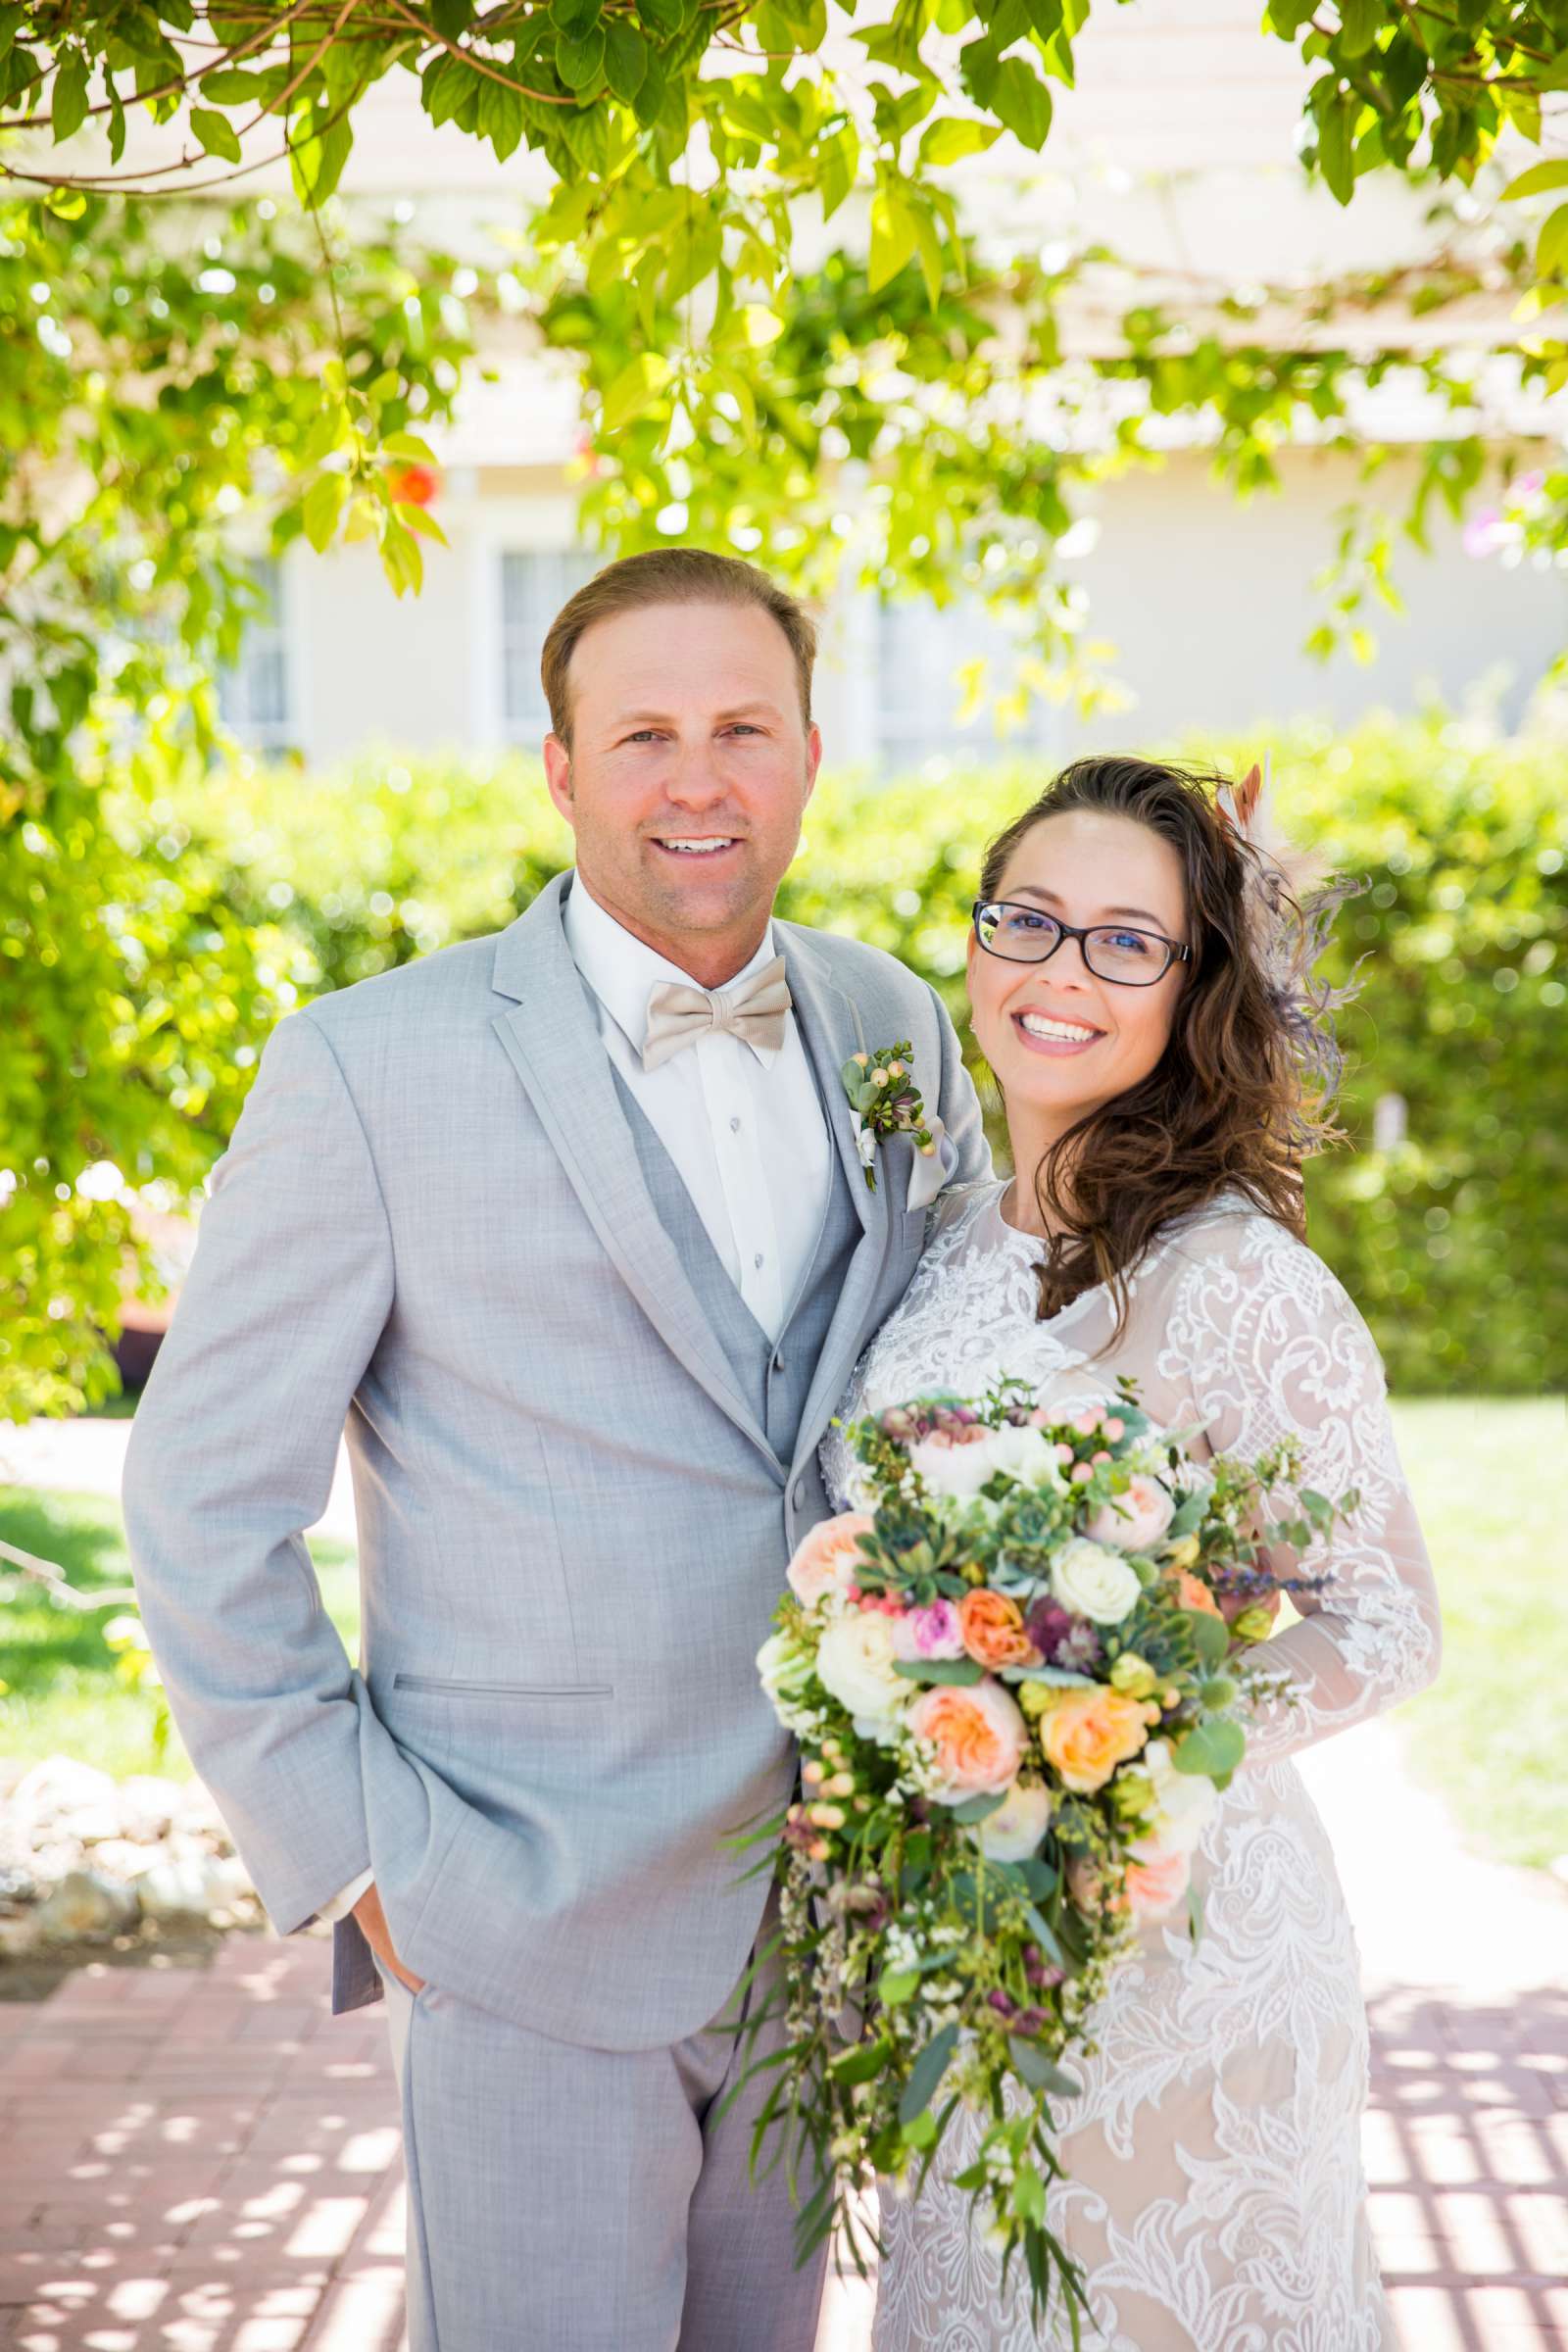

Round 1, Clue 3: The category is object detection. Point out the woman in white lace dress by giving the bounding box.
[822,756,1441,2352]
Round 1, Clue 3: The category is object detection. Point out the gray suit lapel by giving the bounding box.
[490,875,781,1480]
[779,929,898,1484]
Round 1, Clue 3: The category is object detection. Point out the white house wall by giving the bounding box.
[272,450,1564,776]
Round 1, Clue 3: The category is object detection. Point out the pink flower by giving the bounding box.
[889,1600,966,1661]
[786,1512,874,1608]
[1087,1474,1175,1552]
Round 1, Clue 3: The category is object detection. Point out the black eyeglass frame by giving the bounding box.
[971,898,1193,987]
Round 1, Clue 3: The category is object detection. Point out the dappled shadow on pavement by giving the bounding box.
[1367,1983,1568,2352]
[1,1948,1565,2349]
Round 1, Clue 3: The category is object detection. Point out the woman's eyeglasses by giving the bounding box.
[971,899,1192,987]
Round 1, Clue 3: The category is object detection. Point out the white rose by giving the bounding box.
[757,1630,818,1734]
[974,1781,1054,1863]
[851,1111,877,1171]
[1051,1538,1142,1626]
[1142,1737,1219,1855]
[814,1612,909,1739]
[988,1423,1064,1492]
[907,1430,1003,1499]
[1086,1474,1176,1553]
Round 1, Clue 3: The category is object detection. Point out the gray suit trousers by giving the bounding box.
[375,1887,827,2352]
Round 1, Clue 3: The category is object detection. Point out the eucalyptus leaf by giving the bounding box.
[899,2022,958,2126]
[1006,2036,1080,2097]
[1185,1608,1230,1668]
[894,1656,984,1686]
[829,2035,890,2082]
[949,1789,1007,1824]
[1173,1716,1246,1780]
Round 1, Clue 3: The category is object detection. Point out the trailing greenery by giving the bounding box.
[119,709,1560,1401]
[5,0,1567,296]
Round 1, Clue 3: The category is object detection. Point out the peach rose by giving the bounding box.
[1124,1836,1192,1926]
[1172,1569,1222,1618]
[957,1589,1038,1671]
[907,1679,1027,1800]
[786,1512,875,1608]
[1037,1687,1151,1794]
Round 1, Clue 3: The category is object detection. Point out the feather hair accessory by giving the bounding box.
[1213,751,1365,1132]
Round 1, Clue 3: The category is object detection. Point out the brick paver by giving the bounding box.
[1,1941,1564,2350]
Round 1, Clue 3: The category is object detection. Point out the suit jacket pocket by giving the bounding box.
[390,1673,614,1698]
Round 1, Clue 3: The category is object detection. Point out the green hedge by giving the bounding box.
[169,712,1566,1396]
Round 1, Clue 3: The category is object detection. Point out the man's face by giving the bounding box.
[542,599,821,979]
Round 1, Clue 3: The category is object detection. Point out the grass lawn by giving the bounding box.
[0,1489,359,1782]
[1390,1397,1568,1874]
[2,1398,1564,1871]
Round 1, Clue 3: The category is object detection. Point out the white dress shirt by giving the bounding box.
[316,876,836,1931]
[563,875,834,1345]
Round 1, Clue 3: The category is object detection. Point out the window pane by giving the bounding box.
[874,598,1057,774]
[219,557,293,750]
[501,548,598,734]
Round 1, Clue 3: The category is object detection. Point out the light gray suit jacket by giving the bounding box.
[122,872,989,2050]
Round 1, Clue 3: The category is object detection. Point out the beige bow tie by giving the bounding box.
[642,956,793,1072]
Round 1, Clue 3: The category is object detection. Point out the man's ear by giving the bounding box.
[803,721,823,806]
[543,734,575,824]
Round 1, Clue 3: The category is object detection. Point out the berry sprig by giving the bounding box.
[840,1041,936,1193]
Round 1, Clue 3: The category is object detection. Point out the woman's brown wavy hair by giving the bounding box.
[976,755,1351,1333]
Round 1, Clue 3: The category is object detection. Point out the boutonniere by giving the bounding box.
[839,1042,937,1193]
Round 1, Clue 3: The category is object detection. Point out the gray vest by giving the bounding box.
[610,1065,862,1471]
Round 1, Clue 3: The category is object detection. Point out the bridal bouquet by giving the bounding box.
[744,1378,1352,2333]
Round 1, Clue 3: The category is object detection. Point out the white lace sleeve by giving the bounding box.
[1160,1215,1441,1763]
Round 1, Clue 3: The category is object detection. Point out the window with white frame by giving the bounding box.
[874,598,1061,775]
[219,556,295,752]
[500,548,599,739]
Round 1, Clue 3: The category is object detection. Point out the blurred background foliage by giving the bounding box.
[35,705,1555,1414]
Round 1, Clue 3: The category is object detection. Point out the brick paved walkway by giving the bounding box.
[1,1937,1564,2351]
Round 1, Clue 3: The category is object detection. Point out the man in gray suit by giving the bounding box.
[123,548,989,2350]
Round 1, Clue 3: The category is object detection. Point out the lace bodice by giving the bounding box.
[826,1180,1441,2352]
[825,1179,1440,1764]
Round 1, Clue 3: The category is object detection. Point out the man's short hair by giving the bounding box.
[540,547,817,751]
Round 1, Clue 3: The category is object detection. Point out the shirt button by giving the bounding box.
[754,1251,764,1269]
[730,1115,742,1133]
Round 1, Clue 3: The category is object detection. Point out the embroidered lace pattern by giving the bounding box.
[823,1181,1440,2351]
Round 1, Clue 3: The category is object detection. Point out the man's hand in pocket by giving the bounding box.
[351,1880,426,1993]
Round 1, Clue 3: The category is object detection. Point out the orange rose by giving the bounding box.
[957,1588,1038,1671]
[1037,1687,1151,1793]
[907,1680,1027,1798]
[1173,1569,1222,1618]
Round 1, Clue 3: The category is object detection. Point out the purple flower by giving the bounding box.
[1057,1620,1102,1671]
[1024,1601,1102,1672]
